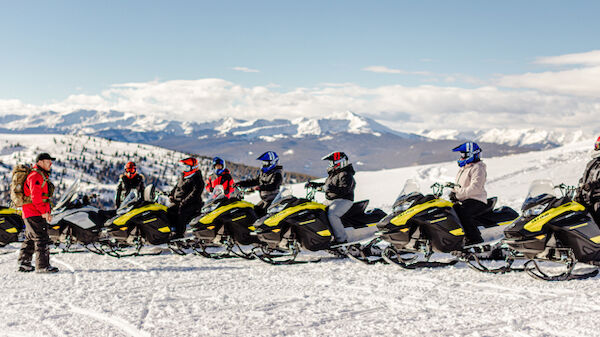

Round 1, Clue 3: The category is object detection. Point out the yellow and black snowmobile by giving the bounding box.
[377,179,518,269]
[503,180,600,281]
[99,185,173,257]
[49,180,116,254]
[187,186,259,259]
[0,206,24,254]
[252,186,387,265]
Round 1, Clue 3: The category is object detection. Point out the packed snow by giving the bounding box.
[1,138,599,337]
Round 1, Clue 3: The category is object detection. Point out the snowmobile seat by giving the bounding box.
[351,200,369,214]
[473,197,497,217]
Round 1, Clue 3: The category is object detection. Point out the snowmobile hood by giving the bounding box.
[198,200,254,225]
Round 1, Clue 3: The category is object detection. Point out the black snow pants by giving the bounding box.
[454,199,487,245]
[18,216,51,269]
[168,203,202,238]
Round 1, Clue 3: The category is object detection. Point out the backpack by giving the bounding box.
[10,164,32,207]
[10,164,54,208]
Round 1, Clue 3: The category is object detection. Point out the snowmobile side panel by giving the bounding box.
[264,202,327,227]
[113,204,168,226]
[390,199,453,227]
[0,212,24,245]
[199,201,254,224]
[419,210,464,253]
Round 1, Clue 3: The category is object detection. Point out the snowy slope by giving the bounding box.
[0,139,599,337]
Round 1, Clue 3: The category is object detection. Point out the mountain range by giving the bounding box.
[0,109,587,175]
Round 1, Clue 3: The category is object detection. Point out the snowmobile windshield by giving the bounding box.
[393,180,422,213]
[117,190,140,214]
[400,179,420,196]
[525,180,556,200]
[267,187,293,214]
[54,179,80,210]
[206,185,226,205]
[522,179,556,212]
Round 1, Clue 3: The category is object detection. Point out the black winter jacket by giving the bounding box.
[324,164,356,201]
[116,174,145,208]
[237,166,283,202]
[577,155,600,205]
[169,171,205,214]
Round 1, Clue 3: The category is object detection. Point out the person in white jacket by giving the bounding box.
[450,142,488,246]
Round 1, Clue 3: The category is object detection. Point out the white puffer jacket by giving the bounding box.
[454,160,487,204]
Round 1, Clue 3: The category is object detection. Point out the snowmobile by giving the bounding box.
[377,179,519,269]
[186,185,259,259]
[49,180,116,254]
[0,206,24,254]
[503,180,600,281]
[99,185,173,258]
[252,185,387,265]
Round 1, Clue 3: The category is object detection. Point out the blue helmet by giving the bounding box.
[453,142,481,167]
[257,151,279,173]
[212,157,226,175]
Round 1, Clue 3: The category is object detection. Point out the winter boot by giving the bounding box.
[36,266,59,274]
[18,264,35,272]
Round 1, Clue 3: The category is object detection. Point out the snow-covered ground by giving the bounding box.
[1,139,599,337]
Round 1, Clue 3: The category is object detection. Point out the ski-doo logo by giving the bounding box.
[524,202,585,233]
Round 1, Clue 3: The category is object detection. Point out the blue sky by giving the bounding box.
[0,1,599,132]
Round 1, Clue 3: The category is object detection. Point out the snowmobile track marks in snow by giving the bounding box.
[70,304,151,337]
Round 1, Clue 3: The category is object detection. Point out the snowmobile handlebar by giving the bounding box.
[554,183,577,198]
[430,182,461,198]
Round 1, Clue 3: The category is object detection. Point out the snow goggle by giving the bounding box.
[595,141,600,151]
[125,167,136,173]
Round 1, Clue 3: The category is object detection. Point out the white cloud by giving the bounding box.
[535,50,600,66]
[232,66,260,73]
[0,50,599,134]
[362,65,432,76]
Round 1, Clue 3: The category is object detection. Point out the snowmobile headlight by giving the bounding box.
[523,204,547,218]
[202,203,219,214]
[393,200,415,213]
[268,203,287,214]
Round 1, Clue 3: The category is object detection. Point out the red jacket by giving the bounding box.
[206,169,235,198]
[23,166,52,218]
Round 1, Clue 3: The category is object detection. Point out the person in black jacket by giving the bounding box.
[575,136,600,225]
[307,152,355,244]
[168,157,205,238]
[115,162,145,208]
[237,151,283,217]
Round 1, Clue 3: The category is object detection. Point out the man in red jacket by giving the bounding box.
[18,153,59,273]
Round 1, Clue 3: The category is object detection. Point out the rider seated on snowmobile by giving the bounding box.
[206,157,235,198]
[115,162,145,208]
[306,151,356,244]
[168,157,205,239]
[450,141,488,246]
[236,151,283,217]
[575,136,600,225]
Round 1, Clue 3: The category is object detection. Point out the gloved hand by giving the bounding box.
[449,191,458,202]
[304,181,317,189]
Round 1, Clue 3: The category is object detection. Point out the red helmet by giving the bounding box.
[125,162,136,174]
[595,136,600,151]
[180,157,198,167]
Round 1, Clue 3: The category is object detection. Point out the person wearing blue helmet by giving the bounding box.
[450,141,488,246]
[206,157,235,198]
[236,151,283,217]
